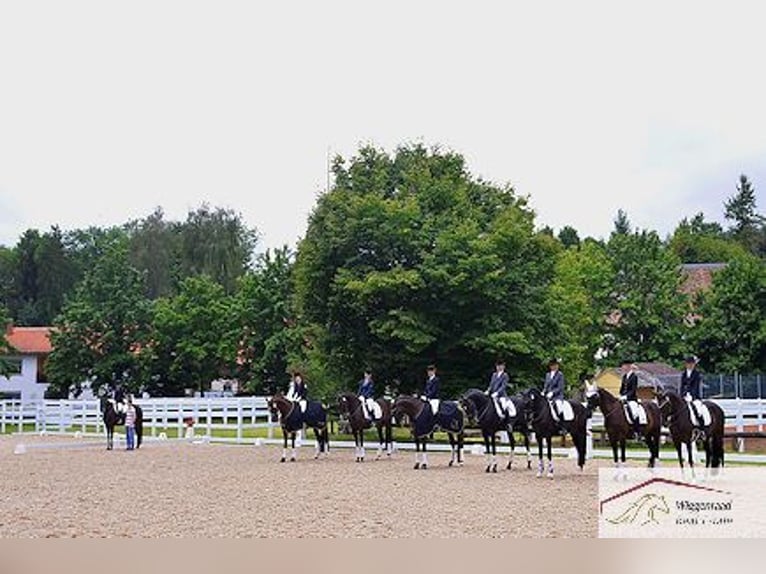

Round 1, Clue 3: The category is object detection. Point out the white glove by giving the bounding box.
[546,392,553,400]
[684,393,692,402]
[619,395,627,402]
[420,395,427,401]
[491,392,498,399]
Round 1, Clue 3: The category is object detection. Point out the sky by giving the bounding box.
[1,1,765,253]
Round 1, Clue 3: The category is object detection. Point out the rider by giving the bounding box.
[619,359,641,438]
[421,364,440,415]
[543,358,566,426]
[487,359,514,420]
[286,371,308,413]
[112,384,127,415]
[357,369,378,421]
[680,355,704,427]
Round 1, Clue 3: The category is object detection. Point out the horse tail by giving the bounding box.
[136,406,144,449]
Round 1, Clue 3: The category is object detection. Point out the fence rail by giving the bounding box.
[0,397,278,440]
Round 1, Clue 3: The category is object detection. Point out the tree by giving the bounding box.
[46,244,152,398]
[546,239,613,384]
[0,305,11,377]
[293,144,556,398]
[232,246,296,394]
[127,207,180,299]
[669,212,748,263]
[724,174,765,254]
[178,205,258,293]
[149,276,237,396]
[605,229,688,362]
[613,209,632,235]
[693,255,766,373]
[558,226,581,249]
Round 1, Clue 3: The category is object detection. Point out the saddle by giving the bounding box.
[687,401,711,427]
[623,401,647,425]
[549,399,575,422]
[492,397,516,419]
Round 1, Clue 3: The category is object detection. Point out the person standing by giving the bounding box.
[125,396,137,451]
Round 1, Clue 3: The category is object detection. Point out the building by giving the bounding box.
[1,326,53,402]
[593,362,682,400]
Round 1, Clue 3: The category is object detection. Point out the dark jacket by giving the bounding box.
[357,377,374,399]
[620,372,638,402]
[543,370,565,401]
[290,381,307,400]
[680,369,702,400]
[487,371,509,398]
[423,375,440,400]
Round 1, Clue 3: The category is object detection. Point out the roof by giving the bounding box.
[4,326,53,354]
[595,362,681,388]
[680,263,727,295]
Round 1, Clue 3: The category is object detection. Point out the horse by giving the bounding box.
[459,388,532,472]
[583,382,662,474]
[656,388,724,474]
[522,387,588,478]
[100,396,143,450]
[267,393,330,462]
[392,395,464,469]
[336,392,393,462]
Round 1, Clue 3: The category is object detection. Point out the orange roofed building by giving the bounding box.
[1,326,53,402]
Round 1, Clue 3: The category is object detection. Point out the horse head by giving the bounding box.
[583,381,600,411]
[336,393,359,416]
[458,389,484,423]
[267,393,290,422]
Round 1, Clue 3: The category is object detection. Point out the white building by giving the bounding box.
[1,326,52,402]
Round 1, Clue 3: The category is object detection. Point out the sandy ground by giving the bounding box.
[0,434,607,538]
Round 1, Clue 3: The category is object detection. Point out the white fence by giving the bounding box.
[0,397,277,442]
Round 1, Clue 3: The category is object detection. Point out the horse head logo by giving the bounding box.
[607,493,670,526]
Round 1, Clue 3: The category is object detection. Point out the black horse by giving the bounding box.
[267,393,330,462]
[337,393,393,462]
[460,388,532,472]
[392,395,464,469]
[523,388,588,478]
[100,396,143,450]
[584,382,662,473]
[656,388,724,474]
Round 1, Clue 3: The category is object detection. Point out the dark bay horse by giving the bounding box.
[523,388,588,478]
[460,389,532,472]
[656,388,724,474]
[392,395,464,469]
[100,397,143,450]
[267,393,330,462]
[337,393,393,462]
[584,382,661,474]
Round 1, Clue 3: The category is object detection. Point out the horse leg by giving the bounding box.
[524,431,532,470]
[447,433,456,467]
[281,430,287,462]
[547,437,554,479]
[360,430,366,462]
[491,434,498,473]
[686,440,695,479]
[484,433,491,472]
[421,440,428,469]
[414,437,421,470]
[536,438,544,478]
[290,433,296,462]
[376,423,383,460]
[507,429,515,470]
[313,427,320,460]
[386,420,393,456]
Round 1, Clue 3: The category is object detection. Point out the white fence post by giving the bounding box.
[237,399,243,443]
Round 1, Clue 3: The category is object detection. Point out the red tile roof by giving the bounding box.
[5,327,53,354]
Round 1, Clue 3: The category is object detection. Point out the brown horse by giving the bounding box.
[337,392,393,462]
[100,396,143,450]
[584,382,661,474]
[392,395,464,470]
[656,388,724,475]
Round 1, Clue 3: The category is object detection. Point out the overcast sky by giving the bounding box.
[1,1,765,252]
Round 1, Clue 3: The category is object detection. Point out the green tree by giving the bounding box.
[547,239,613,384]
[693,255,766,373]
[233,247,296,394]
[294,144,556,398]
[178,205,258,293]
[149,276,237,396]
[126,207,180,299]
[724,174,765,254]
[0,305,11,377]
[46,244,152,398]
[557,225,581,249]
[605,229,688,362]
[669,212,748,263]
[613,209,632,235]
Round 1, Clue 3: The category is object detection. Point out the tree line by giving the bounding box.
[1,144,764,399]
